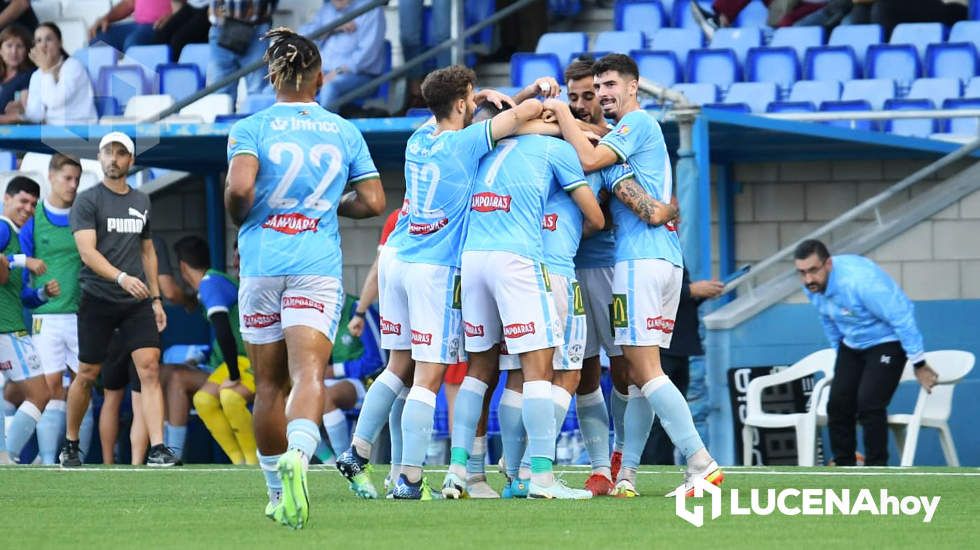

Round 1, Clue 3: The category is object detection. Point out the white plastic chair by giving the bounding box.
[180,93,233,123]
[742,348,837,466]
[124,94,174,122]
[54,19,88,56]
[888,350,974,467]
[61,1,111,29]
[32,1,62,22]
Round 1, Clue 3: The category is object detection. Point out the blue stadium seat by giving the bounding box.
[828,24,883,65]
[241,93,275,114]
[0,149,15,170]
[866,44,920,89]
[718,81,777,113]
[594,31,645,55]
[943,98,980,136]
[94,96,120,117]
[536,32,588,67]
[967,76,980,97]
[123,44,170,74]
[178,43,210,78]
[73,45,117,85]
[804,46,860,82]
[710,27,762,64]
[673,0,713,29]
[949,20,980,53]
[819,99,874,131]
[465,0,495,54]
[734,0,769,28]
[687,49,740,89]
[746,47,799,95]
[650,28,703,66]
[511,53,563,87]
[614,1,667,37]
[925,43,978,82]
[889,22,944,60]
[841,78,896,110]
[766,101,817,113]
[672,82,718,104]
[907,78,961,106]
[97,66,149,113]
[214,114,247,123]
[884,98,936,137]
[770,26,824,61]
[631,50,682,87]
[704,103,750,113]
[789,80,841,104]
[405,107,432,118]
[157,63,203,99]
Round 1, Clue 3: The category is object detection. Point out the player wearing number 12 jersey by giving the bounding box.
[225,28,384,529]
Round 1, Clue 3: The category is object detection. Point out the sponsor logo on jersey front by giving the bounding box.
[380,318,401,335]
[464,321,485,337]
[542,213,559,231]
[409,217,449,235]
[283,296,325,313]
[503,322,536,339]
[646,316,675,334]
[411,330,433,345]
[262,213,320,235]
[470,192,512,213]
[244,312,281,328]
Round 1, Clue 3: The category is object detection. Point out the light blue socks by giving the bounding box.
[164,421,187,459]
[611,388,629,452]
[37,399,66,464]
[286,418,320,461]
[5,401,42,459]
[351,370,404,456]
[621,385,654,477]
[497,389,525,479]
[642,376,704,459]
[576,387,612,474]
[399,386,436,482]
[322,409,351,456]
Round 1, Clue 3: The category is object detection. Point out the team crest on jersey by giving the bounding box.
[665,220,678,232]
[616,125,631,136]
[244,312,281,328]
[464,321,485,337]
[503,322,535,339]
[400,198,410,215]
[380,318,401,335]
[283,296,325,313]
[409,217,449,235]
[471,192,512,213]
[262,213,319,235]
[411,330,433,345]
[0,360,11,372]
[541,213,559,231]
[646,316,674,334]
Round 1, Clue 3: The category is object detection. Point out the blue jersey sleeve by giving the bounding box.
[227,118,260,162]
[601,161,635,192]
[198,275,237,319]
[0,222,10,252]
[599,110,651,162]
[457,119,494,160]
[342,119,380,184]
[551,140,588,192]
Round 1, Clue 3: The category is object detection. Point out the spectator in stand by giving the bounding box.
[152,1,211,61]
[0,25,34,113]
[0,23,97,125]
[399,0,449,109]
[299,0,386,111]
[89,0,172,52]
[691,1,830,38]
[794,0,967,36]
[206,0,277,105]
[0,0,37,33]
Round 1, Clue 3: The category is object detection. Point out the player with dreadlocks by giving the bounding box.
[225,27,385,529]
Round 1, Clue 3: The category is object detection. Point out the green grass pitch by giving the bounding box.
[2,465,976,549]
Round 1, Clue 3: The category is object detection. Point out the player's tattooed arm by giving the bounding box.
[338,177,385,219]
[542,99,617,172]
[613,177,678,226]
[225,154,259,226]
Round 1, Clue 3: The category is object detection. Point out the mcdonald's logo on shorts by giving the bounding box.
[612,293,628,329]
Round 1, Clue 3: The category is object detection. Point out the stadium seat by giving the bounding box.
[510,53,563,87]
[703,102,751,112]
[62,1,110,28]
[650,28,703,66]
[819,100,874,131]
[889,22,944,60]
[967,76,980,97]
[770,26,824,61]
[804,46,860,82]
[32,1,61,22]
[828,24,882,65]
[687,49,740,90]
[673,0,712,29]
[93,96,120,117]
[949,20,980,53]
[671,82,718,105]
[888,351,974,467]
[766,101,817,113]
[124,94,174,122]
[717,81,777,113]
[907,78,961,106]
[841,78,896,110]
[710,27,762,64]
[405,107,433,118]
[178,43,211,79]
[943,98,980,136]
[97,66,149,113]
[241,93,276,114]
[789,80,841,104]
[180,93,234,123]
[631,50,681,87]
[0,149,15,170]
[594,31,645,55]
[123,45,170,75]
[158,63,204,99]
[734,0,769,28]
[535,32,588,67]
[56,19,88,55]
[746,47,799,95]
[614,0,667,37]
[214,114,247,123]
[925,43,978,83]
[73,45,117,84]
[866,44,920,90]
[883,98,936,137]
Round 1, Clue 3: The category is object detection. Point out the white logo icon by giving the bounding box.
[675,477,722,527]
[271,118,288,131]
[128,207,147,222]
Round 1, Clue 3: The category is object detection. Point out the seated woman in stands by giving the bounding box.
[0,25,34,112]
[0,22,96,125]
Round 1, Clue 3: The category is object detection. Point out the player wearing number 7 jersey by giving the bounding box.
[225,28,385,529]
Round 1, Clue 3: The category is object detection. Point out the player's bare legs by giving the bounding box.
[131,347,165,448]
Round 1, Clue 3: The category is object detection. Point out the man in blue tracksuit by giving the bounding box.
[794,239,938,466]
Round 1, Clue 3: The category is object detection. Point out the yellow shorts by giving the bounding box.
[207,356,256,393]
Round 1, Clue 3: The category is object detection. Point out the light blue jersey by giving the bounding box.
[573,171,616,269]
[463,134,587,263]
[392,119,494,267]
[543,168,602,279]
[227,102,379,278]
[600,109,683,267]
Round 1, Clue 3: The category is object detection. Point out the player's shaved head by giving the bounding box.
[422,65,477,121]
[264,27,322,94]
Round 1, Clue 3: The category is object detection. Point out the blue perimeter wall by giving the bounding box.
[705,299,980,467]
